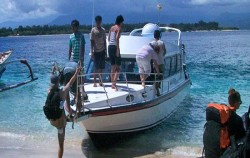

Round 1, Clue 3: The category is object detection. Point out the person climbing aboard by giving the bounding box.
[150,30,166,96]
[59,61,83,117]
[43,64,81,158]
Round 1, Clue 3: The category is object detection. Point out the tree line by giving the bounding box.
[0,20,239,37]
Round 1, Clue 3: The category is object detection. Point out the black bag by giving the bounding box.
[43,89,63,120]
[220,105,250,158]
[203,103,232,158]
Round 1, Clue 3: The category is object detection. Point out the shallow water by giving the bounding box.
[0,30,250,157]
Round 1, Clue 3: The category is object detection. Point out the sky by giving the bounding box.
[0,0,250,28]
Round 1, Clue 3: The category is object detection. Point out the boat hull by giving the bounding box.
[77,79,191,134]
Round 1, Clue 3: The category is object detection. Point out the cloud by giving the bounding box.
[189,0,249,5]
[0,0,250,27]
[0,0,57,22]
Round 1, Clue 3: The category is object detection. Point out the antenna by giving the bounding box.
[91,0,95,28]
[157,3,163,25]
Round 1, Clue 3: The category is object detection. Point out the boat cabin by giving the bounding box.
[85,23,184,84]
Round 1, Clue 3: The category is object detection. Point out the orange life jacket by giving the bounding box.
[207,103,236,149]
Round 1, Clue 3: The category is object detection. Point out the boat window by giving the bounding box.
[170,55,177,75]
[176,54,182,72]
[164,57,171,78]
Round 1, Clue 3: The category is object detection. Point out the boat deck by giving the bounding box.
[80,82,154,110]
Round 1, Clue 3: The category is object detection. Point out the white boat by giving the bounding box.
[74,23,191,138]
[0,49,12,78]
[0,49,12,64]
[0,49,38,92]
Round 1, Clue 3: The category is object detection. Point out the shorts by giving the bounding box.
[94,50,106,69]
[50,112,66,130]
[108,45,121,66]
[136,57,151,75]
[64,72,77,93]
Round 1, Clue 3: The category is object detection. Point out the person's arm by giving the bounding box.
[80,35,85,64]
[62,66,81,99]
[90,40,95,59]
[68,45,72,61]
[108,30,111,42]
[90,30,95,60]
[163,43,167,56]
[116,28,121,57]
[104,29,107,57]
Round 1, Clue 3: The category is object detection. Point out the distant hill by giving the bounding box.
[0,12,249,29]
[48,12,250,30]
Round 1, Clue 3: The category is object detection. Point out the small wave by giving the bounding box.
[169,146,203,157]
[141,146,203,157]
[0,132,26,140]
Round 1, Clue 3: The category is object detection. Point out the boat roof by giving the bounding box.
[117,23,182,59]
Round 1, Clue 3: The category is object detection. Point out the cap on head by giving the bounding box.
[50,74,59,87]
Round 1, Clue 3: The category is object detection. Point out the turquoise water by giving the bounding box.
[0,30,250,157]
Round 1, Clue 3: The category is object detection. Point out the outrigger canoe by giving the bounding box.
[0,49,38,92]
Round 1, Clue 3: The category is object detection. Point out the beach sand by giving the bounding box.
[0,134,203,158]
[0,135,84,158]
[1,141,203,158]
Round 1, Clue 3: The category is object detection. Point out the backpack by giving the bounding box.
[203,103,234,158]
[220,105,250,158]
[43,89,63,120]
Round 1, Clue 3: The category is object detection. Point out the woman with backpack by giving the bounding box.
[203,88,246,158]
[43,64,81,158]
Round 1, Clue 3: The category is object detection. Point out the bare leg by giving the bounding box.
[98,69,103,86]
[113,65,120,88]
[111,65,116,88]
[140,74,145,87]
[57,127,65,158]
[93,70,97,87]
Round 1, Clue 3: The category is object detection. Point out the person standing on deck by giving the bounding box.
[108,15,124,90]
[68,19,88,103]
[150,30,166,96]
[136,44,160,88]
[90,15,107,87]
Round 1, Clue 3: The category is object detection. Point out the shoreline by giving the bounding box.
[0,134,203,158]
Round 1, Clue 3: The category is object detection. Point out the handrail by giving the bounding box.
[76,72,164,107]
[128,26,182,46]
[160,27,182,46]
[98,73,112,108]
[124,72,133,104]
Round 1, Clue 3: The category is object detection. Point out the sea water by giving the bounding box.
[0,30,250,157]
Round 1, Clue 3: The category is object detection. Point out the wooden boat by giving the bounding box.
[0,49,38,92]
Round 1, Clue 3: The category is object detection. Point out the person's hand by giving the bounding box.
[91,50,94,59]
[51,65,56,74]
[116,49,120,57]
[76,66,82,74]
